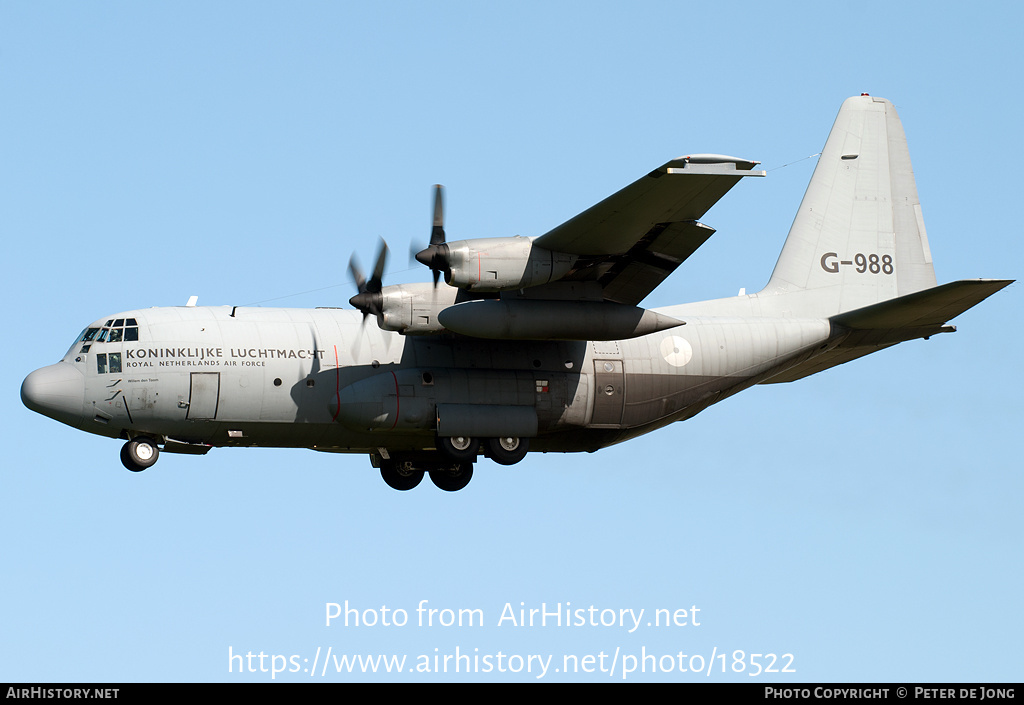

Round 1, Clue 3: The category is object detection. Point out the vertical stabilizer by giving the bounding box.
[761,95,937,317]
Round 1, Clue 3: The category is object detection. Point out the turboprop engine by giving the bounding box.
[374,282,457,334]
[416,236,577,292]
[355,185,683,340]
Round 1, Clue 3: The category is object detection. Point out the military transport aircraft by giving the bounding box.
[21,95,1012,492]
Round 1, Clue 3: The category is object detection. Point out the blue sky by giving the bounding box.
[2,1,1020,682]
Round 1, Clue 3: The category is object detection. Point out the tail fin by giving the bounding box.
[761,95,937,317]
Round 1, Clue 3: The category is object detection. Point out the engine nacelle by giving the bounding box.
[376,282,459,335]
[443,236,577,291]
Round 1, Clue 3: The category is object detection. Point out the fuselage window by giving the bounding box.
[108,352,122,374]
[96,353,108,375]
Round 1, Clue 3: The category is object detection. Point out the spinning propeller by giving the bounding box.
[348,185,447,323]
[348,239,388,321]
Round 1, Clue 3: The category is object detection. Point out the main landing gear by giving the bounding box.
[379,458,473,492]
[483,436,529,466]
[120,436,160,472]
[378,435,529,492]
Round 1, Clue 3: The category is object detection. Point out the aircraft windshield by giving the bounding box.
[65,329,90,358]
[67,318,140,359]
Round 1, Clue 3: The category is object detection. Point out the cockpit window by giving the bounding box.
[75,328,102,354]
[85,318,140,345]
[108,318,138,341]
[96,352,122,375]
[69,318,141,359]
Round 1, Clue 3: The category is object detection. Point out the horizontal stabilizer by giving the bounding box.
[762,279,1012,384]
[831,279,1012,331]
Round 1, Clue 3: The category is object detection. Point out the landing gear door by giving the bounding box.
[187,372,220,420]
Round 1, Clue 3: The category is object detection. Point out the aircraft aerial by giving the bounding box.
[21,95,1012,492]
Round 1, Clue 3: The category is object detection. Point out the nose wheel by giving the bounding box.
[121,437,160,472]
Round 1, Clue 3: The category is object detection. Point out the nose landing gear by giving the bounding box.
[121,437,160,472]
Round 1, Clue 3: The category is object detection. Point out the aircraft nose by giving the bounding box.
[21,362,86,427]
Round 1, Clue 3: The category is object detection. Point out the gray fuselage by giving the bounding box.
[27,303,832,456]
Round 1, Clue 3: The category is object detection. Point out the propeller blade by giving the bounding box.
[348,255,366,294]
[351,316,366,360]
[368,239,388,293]
[408,239,424,266]
[430,184,445,246]
[416,186,449,287]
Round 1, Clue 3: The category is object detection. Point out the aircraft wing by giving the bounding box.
[534,155,765,304]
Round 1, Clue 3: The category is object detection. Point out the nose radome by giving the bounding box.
[21,362,86,427]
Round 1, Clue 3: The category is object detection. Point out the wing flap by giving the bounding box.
[581,220,716,305]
